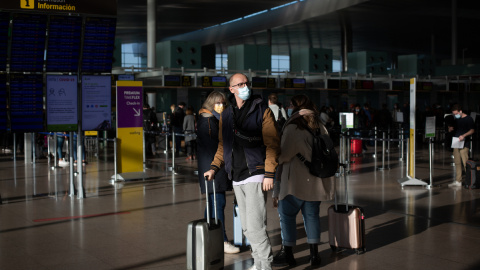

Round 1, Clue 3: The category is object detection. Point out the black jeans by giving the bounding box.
[186,140,196,156]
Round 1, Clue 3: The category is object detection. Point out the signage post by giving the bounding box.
[113,81,146,181]
[398,78,427,187]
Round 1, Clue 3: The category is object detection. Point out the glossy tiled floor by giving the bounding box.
[1,141,480,270]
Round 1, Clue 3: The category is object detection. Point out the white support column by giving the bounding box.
[451,0,457,65]
[147,0,156,68]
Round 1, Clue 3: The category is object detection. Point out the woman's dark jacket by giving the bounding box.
[196,108,231,194]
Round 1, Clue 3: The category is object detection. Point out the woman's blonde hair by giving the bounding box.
[202,90,227,112]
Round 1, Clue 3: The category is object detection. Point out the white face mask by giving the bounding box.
[236,85,251,100]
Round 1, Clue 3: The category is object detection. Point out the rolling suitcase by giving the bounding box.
[328,163,366,254]
[233,198,250,247]
[464,160,480,189]
[186,177,224,270]
[350,139,362,155]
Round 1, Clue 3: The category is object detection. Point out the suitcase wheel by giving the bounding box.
[355,247,366,255]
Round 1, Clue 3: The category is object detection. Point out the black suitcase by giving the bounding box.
[464,160,480,189]
[328,163,366,254]
[186,177,224,270]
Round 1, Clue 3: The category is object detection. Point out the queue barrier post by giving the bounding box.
[52,133,57,169]
[143,130,146,170]
[114,138,118,183]
[169,132,176,173]
[346,130,351,173]
[400,128,404,161]
[69,132,75,196]
[386,128,390,154]
[428,137,433,189]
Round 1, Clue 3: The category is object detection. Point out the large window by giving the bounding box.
[214,54,291,75]
[215,54,228,72]
[121,43,146,69]
[332,60,341,72]
[271,55,290,75]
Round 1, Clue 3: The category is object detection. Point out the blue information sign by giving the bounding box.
[81,17,116,73]
[46,15,82,72]
[10,13,47,72]
[10,74,44,131]
[0,12,9,71]
[0,74,6,130]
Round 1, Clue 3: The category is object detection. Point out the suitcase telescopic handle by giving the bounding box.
[335,163,349,212]
[204,176,218,226]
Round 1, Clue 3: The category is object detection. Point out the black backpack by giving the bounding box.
[296,126,339,178]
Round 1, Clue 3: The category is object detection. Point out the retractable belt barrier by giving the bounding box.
[338,128,410,174]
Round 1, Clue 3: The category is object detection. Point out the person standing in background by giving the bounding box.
[448,104,475,187]
[196,90,240,254]
[272,94,334,267]
[183,107,196,161]
[170,102,185,154]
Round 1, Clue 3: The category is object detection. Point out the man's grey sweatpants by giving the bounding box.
[233,182,273,270]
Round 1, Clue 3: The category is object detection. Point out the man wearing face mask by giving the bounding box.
[204,73,280,270]
[448,104,475,187]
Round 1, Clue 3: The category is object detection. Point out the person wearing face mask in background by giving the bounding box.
[287,107,293,118]
[448,104,475,188]
[196,90,240,254]
[204,73,280,270]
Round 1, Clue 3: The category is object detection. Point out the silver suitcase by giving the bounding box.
[233,201,250,247]
[186,177,224,270]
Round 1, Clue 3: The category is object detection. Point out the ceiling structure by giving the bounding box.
[115,0,480,67]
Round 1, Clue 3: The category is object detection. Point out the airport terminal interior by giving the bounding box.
[1,137,480,270]
[2,0,480,269]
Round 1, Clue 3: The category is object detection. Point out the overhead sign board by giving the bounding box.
[0,74,6,130]
[1,0,117,16]
[285,78,306,88]
[202,76,227,87]
[10,74,44,131]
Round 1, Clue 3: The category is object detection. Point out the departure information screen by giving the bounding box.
[46,15,82,72]
[10,74,44,131]
[10,13,47,72]
[0,12,9,71]
[81,17,116,73]
[0,74,6,130]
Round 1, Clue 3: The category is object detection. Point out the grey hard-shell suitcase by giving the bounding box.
[186,177,224,270]
[328,163,366,254]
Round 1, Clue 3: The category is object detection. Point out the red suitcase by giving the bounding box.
[350,139,362,155]
[328,163,366,254]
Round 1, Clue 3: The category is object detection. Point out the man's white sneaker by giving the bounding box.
[448,181,462,187]
[224,241,240,254]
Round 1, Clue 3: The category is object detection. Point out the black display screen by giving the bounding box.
[46,15,82,72]
[10,13,47,72]
[0,74,7,130]
[10,74,44,131]
[81,17,116,73]
[0,12,9,71]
